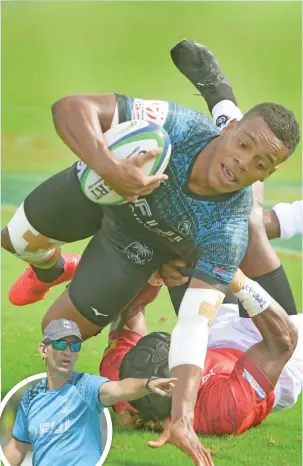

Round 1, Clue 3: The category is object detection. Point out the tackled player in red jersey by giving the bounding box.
[100,268,301,439]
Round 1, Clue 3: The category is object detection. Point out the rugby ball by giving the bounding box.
[79,120,171,205]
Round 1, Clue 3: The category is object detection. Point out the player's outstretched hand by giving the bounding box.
[102,148,168,202]
[148,418,214,466]
[148,378,177,397]
[159,259,189,287]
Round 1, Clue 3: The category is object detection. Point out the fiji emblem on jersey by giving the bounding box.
[123,242,153,265]
[178,221,191,236]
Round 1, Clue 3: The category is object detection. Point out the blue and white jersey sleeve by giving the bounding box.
[76,373,110,410]
[12,395,31,444]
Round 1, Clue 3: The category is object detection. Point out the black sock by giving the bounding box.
[204,84,237,114]
[31,256,65,283]
[235,265,298,318]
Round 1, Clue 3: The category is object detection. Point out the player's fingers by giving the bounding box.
[154,388,171,397]
[158,377,178,384]
[204,451,214,466]
[136,148,162,167]
[169,258,187,268]
[140,189,155,196]
[162,277,188,287]
[202,446,214,466]
[160,266,182,279]
[125,195,138,203]
[143,173,168,188]
[147,433,169,449]
[140,180,162,195]
[183,445,204,466]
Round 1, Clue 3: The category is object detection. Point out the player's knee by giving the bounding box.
[6,202,61,264]
[1,227,16,253]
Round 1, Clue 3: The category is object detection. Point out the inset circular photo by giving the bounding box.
[0,373,113,466]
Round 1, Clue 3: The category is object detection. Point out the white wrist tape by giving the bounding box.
[235,278,271,318]
[273,201,303,240]
[169,288,223,370]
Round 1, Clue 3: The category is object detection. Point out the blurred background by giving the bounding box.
[2,2,302,465]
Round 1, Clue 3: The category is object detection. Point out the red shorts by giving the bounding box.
[194,351,276,436]
[99,329,142,414]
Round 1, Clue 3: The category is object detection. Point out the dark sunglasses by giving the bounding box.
[49,340,82,353]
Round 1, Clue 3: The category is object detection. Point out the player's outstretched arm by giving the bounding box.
[98,377,177,406]
[229,269,298,386]
[3,438,31,466]
[149,278,223,465]
[52,94,167,202]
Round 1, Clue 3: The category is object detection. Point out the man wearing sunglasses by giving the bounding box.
[3,319,176,466]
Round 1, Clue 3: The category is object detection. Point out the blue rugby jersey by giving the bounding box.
[12,372,109,466]
[106,95,253,287]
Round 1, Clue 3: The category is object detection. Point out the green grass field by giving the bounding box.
[1,2,302,465]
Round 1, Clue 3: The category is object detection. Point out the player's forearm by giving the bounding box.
[99,378,149,406]
[263,209,281,240]
[51,95,117,176]
[230,271,298,350]
[251,299,298,351]
[170,365,201,423]
[3,440,25,466]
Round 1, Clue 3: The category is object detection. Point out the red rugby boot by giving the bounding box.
[9,253,81,306]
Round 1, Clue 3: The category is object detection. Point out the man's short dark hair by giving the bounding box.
[242,103,300,156]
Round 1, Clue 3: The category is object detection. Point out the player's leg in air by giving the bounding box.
[170,39,299,318]
[1,166,104,306]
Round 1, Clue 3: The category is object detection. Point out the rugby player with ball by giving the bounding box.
[2,42,300,464]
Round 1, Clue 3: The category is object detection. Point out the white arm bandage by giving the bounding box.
[169,288,224,370]
[273,201,303,240]
[235,278,271,318]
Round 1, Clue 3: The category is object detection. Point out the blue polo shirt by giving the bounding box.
[13,372,110,466]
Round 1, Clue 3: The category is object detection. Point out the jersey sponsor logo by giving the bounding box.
[178,221,191,236]
[131,99,169,126]
[201,369,216,385]
[39,419,70,437]
[123,241,153,265]
[242,369,266,399]
[129,199,184,244]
